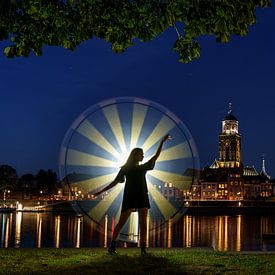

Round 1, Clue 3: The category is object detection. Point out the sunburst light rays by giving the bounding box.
[89,184,123,222]
[67,149,118,167]
[60,97,199,237]
[115,204,122,225]
[103,105,127,153]
[147,180,177,220]
[149,170,192,190]
[130,104,148,149]
[72,173,117,194]
[77,120,120,159]
[141,116,175,153]
[157,142,192,162]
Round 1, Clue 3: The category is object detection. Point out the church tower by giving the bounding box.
[218,104,241,168]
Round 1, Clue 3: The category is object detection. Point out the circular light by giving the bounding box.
[59,97,199,242]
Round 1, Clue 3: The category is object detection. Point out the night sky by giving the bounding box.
[0,6,274,178]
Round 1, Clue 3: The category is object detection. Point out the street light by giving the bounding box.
[3,189,10,201]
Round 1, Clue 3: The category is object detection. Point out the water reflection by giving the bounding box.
[54,215,61,248]
[15,212,22,248]
[0,212,275,251]
[36,214,42,248]
[75,216,81,248]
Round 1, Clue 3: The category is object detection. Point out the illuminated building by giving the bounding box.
[197,104,273,201]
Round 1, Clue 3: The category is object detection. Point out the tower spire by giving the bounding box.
[228,102,232,115]
[260,154,271,179]
[261,154,267,175]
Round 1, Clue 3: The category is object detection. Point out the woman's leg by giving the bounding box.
[112,208,133,241]
[138,208,148,254]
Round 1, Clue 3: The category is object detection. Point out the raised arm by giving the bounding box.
[92,179,120,196]
[150,134,171,163]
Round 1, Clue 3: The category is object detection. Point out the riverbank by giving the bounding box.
[2,199,275,215]
[0,248,275,274]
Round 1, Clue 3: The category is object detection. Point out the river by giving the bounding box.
[1,212,275,251]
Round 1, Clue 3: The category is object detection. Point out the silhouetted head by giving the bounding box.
[123,148,144,167]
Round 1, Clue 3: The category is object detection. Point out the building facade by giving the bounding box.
[194,105,273,201]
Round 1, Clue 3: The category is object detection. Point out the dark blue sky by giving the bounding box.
[0,6,274,178]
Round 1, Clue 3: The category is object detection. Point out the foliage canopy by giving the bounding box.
[0,0,271,62]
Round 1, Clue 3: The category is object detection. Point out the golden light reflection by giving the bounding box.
[36,213,42,248]
[236,215,242,251]
[224,216,228,251]
[217,216,223,251]
[75,217,81,248]
[4,216,9,248]
[15,212,22,248]
[104,215,108,248]
[184,215,192,247]
[168,219,172,248]
[55,215,61,248]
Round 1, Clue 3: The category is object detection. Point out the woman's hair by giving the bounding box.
[123,148,143,168]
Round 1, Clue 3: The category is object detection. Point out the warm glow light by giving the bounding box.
[59,97,199,239]
[75,217,81,248]
[15,212,22,248]
[116,150,131,168]
[55,216,61,248]
[37,214,42,248]
[103,105,127,154]
[77,120,120,159]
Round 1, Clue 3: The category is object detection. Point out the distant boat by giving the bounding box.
[0,207,16,213]
[262,233,275,240]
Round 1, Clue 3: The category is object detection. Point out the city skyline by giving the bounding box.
[0,6,274,177]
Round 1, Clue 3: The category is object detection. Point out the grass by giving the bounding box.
[0,248,275,274]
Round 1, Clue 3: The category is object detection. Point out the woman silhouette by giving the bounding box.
[93,134,171,255]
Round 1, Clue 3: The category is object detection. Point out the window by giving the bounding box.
[225,146,230,160]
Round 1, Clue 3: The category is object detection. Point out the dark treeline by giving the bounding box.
[0,164,60,196]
